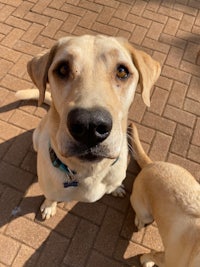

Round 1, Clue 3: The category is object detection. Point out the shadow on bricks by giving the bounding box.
[0,100,144,267]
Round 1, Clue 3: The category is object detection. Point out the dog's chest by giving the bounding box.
[48,171,113,202]
[38,154,119,202]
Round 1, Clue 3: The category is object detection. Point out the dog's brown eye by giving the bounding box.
[55,61,70,79]
[116,65,129,80]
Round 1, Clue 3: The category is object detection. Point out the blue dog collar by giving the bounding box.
[49,146,78,188]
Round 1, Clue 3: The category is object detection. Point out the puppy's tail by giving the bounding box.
[15,89,52,106]
[129,122,152,168]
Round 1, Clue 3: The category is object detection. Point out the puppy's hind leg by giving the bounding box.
[135,214,146,230]
[140,251,165,267]
[130,192,153,230]
[134,207,153,230]
[40,199,57,220]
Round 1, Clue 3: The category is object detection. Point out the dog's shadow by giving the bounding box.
[0,100,144,267]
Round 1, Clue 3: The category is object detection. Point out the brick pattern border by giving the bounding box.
[0,1,200,266]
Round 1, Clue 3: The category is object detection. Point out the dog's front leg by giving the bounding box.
[40,198,57,220]
[111,184,126,197]
[140,251,165,267]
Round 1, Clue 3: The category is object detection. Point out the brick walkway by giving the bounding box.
[0,0,200,266]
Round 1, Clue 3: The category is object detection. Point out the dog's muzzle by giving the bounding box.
[67,107,112,148]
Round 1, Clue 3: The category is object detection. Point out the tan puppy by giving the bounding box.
[130,123,200,267]
[16,35,160,220]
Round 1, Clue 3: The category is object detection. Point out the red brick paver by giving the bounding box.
[0,1,200,266]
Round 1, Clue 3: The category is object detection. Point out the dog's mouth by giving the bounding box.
[62,142,118,162]
[78,147,114,162]
[79,152,104,162]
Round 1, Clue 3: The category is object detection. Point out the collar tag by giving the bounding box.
[64,181,79,188]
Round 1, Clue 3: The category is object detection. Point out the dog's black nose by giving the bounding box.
[67,107,112,146]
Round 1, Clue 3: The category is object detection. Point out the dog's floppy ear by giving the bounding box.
[126,43,161,107]
[27,45,58,106]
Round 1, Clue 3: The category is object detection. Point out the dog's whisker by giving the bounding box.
[127,143,134,156]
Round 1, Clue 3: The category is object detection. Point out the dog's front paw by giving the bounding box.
[40,199,57,220]
[140,254,155,267]
[112,184,126,197]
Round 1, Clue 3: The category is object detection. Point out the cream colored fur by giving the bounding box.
[130,123,200,267]
[16,35,160,220]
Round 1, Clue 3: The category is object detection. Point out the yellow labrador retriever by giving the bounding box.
[16,35,160,220]
[130,123,200,267]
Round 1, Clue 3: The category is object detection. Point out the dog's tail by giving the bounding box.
[15,89,52,106]
[129,122,152,168]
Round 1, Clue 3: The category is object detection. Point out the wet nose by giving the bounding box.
[67,107,112,147]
